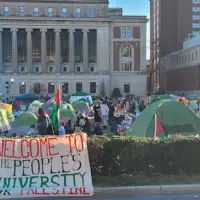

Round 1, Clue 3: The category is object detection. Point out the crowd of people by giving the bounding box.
[35,95,150,137]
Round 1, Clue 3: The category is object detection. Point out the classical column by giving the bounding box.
[68,29,75,72]
[11,28,18,72]
[40,28,47,72]
[0,28,3,72]
[82,29,89,73]
[54,29,61,73]
[26,28,33,73]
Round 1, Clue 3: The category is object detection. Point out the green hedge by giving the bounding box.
[88,136,200,176]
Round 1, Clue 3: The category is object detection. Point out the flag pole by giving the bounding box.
[154,113,157,139]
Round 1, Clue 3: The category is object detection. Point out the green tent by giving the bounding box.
[72,101,90,112]
[60,104,76,122]
[151,94,173,104]
[158,94,173,100]
[13,111,38,127]
[29,100,43,108]
[127,99,200,137]
[93,100,103,105]
[0,108,13,132]
[71,91,89,96]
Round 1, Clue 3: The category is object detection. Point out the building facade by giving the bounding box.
[0,0,147,99]
[160,35,200,99]
[193,0,200,36]
[150,0,193,92]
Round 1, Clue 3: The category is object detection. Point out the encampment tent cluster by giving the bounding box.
[127,99,200,137]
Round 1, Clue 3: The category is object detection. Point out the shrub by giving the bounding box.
[87,136,200,176]
[112,88,121,98]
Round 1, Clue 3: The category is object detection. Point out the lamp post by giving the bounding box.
[11,78,14,103]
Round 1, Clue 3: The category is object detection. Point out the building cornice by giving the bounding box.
[0,16,148,24]
[111,16,148,23]
[0,0,109,4]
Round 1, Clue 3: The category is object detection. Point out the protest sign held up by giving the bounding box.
[0,133,93,198]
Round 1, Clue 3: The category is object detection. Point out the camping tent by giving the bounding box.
[70,91,92,105]
[151,94,173,104]
[28,100,44,115]
[127,99,200,137]
[60,104,76,122]
[0,108,13,133]
[13,111,38,127]
[15,93,40,101]
[72,100,90,112]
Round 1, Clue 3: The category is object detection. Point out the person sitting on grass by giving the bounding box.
[93,122,104,136]
[82,117,91,136]
[58,122,65,136]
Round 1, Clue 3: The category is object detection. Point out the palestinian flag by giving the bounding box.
[154,113,166,139]
[50,85,61,131]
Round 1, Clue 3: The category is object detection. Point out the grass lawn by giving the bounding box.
[93,173,200,187]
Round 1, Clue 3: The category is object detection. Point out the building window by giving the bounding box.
[193,0,200,4]
[120,44,132,71]
[63,66,67,72]
[49,66,54,72]
[76,66,81,72]
[193,23,200,28]
[32,29,41,62]
[121,28,126,38]
[34,83,40,94]
[62,82,68,94]
[76,82,82,92]
[196,51,198,60]
[17,29,27,63]
[193,15,200,20]
[48,7,53,16]
[2,29,12,63]
[90,82,96,94]
[124,82,130,94]
[74,30,83,62]
[121,28,132,38]
[193,7,200,12]
[62,8,67,17]
[48,82,55,94]
[89,8,95,17]
[193,31,200,36]
[19,6,24,16]
[61,30,69,62]
[20,66,25,72]
[127,28,133,38]
[88,30,97,62]
[33,7,39,16]
[4,7,9,16]
[192,52,194,61]
[19,82,26,94]
[47,30,55,62]
[35,66,40,72]
[76,8,81,17]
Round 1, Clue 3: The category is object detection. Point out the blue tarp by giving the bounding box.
[15,93,40,101]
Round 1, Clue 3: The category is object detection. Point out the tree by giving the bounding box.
[29,83,47,97]
[100,80,105,97]
[112,88,121,98]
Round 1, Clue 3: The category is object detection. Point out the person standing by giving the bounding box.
[100,102,109,127]
[38,107,48,135]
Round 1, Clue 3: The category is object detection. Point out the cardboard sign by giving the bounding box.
[0,133,93,198]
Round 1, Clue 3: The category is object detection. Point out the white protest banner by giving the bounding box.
[0,133,93,198]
